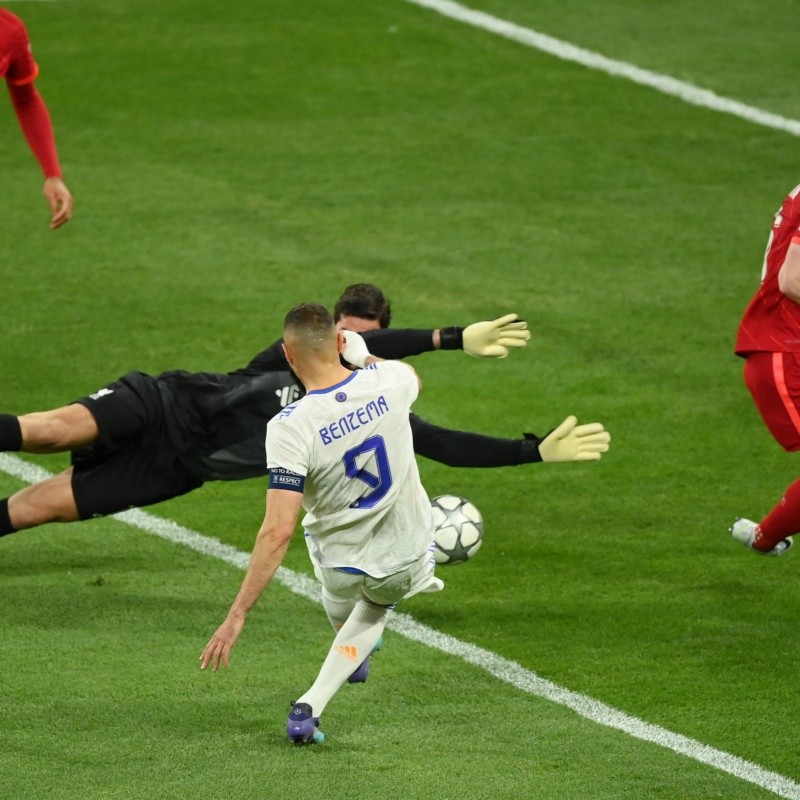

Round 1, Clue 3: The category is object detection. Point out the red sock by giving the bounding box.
[756,477,800,550]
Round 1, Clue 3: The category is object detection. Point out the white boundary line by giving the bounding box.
[402,0,800,138]
[1,452,799,797]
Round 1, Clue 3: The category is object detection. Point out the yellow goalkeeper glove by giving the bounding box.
[462,313,531,358]
[537,416,610,462]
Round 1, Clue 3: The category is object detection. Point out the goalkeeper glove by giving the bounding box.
[440,313,531,358]
[534,416,610,462]
[341,330,371,368]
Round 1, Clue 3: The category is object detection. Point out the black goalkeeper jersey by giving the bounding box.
[154,329,439,482]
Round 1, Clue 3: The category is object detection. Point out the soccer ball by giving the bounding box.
[431,494,484,565]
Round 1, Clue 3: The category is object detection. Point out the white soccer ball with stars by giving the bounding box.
[431,494,484,565]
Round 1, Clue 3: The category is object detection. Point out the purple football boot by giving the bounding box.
[286,702,325,744]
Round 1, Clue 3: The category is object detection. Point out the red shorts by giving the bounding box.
[744,352,800,451]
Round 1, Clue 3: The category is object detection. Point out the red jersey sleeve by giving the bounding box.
[1,10,61,178]
[8,82,62,177]
[0,9,39,85]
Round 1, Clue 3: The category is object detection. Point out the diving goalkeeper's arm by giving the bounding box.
[359,313,531,360]
[246,313,530,372]
[409,414,610,466]
[342,332,610,466]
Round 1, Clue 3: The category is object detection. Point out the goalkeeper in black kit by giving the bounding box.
[0,284,610,538]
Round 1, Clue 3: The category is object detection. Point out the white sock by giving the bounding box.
[296,599,389,717]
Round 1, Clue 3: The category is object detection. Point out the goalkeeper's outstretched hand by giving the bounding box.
[462,313,531,358]
[537,416,610,462]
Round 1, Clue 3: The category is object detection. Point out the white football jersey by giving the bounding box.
[266,361,434,577]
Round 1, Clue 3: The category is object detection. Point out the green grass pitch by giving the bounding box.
[1,0,798,797]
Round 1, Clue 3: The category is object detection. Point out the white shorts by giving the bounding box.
[313,548,443,608]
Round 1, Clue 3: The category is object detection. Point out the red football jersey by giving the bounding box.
[736,184,800,355]
[0,8,38,85]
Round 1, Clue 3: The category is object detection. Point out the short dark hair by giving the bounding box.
[333,283,392,328]
[283,302,336,348]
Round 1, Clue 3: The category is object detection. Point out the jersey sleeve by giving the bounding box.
[8,82,61,177]
[361,328,436,359]
[373,360,419,406]
[409,413,538,467]
[4,13,39,86]
[266,413,310,492]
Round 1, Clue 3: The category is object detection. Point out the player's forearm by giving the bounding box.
[778,272,800,305]
[363,316,529,360]
[229,524,293,616]
[782,288,800,305]
[779,245,800,305]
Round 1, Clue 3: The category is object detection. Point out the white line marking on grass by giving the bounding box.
[402,0,800,138]
[2,452,799,798]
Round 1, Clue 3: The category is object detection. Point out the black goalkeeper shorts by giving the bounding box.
[70,371,203,519]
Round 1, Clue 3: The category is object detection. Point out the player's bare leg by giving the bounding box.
[18,404,99,453]
[0,403,99,454]
[3,468,80,533]
[0,405,95,537]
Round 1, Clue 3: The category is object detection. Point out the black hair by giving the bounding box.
[333,283,392,328]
